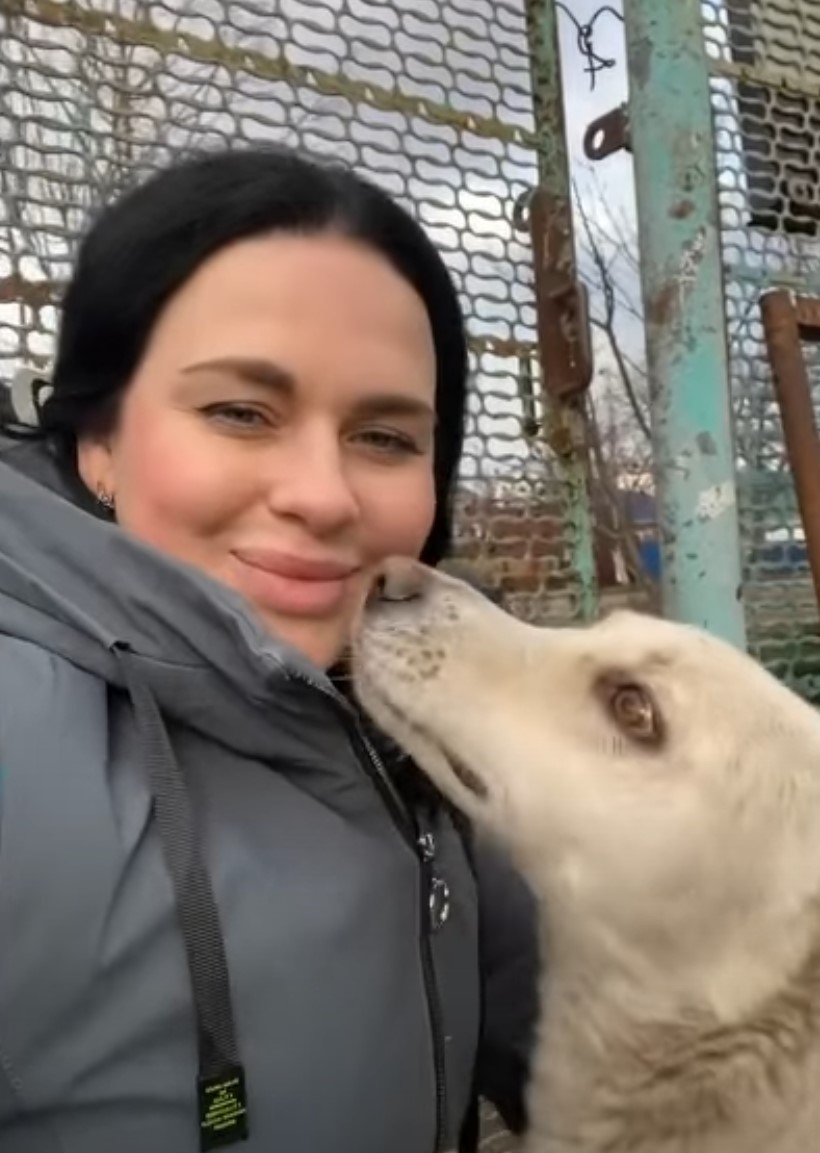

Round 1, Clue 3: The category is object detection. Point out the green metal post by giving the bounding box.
[525,0,598,622]
[623,0,746,646]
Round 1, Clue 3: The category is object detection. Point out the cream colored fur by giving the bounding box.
[352,563,820,1153]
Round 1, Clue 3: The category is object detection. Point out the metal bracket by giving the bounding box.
[515,187,593,401]
[583,104,631,161]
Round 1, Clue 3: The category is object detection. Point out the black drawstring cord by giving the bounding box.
[115,645,249,1150]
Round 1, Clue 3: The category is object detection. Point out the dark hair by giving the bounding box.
[33,145,469,564]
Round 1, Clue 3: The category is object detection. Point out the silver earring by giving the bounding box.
[96,487,116,513]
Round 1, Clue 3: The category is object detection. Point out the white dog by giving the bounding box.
[352,559,820,1153]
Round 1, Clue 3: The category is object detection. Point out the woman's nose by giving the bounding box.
[264,437,360,534]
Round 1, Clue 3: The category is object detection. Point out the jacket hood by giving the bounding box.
[0,436,343,759]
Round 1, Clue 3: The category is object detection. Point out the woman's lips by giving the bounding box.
[231,547,361,617]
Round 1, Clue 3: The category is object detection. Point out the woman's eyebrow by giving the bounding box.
[182,356,435,424]
[353,395,436,424]
[181,356,296,395]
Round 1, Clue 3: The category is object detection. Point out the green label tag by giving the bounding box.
[198,1065,249,1150]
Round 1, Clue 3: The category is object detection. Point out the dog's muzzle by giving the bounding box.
[367,557,429,607]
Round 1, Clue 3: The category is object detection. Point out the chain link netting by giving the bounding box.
[0,0,591,625]
[703,0,820,697]
[0,2,571,1143]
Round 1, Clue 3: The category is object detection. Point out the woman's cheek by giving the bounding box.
[363,468,436,560]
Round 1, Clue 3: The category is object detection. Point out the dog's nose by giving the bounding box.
[368,558,428,605]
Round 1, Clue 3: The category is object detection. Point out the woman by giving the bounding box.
[0,145,537,1153]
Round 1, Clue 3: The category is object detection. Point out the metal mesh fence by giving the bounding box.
[0,6,547,1141]
[0,0,593,624]
[702,0,820,696]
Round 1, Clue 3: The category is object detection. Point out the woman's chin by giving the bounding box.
[256,607,351,673]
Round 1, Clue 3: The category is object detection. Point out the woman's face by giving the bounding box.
[78,232,438,668]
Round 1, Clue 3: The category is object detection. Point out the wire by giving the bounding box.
[555,3,625,91]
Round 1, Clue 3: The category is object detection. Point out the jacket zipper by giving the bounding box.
[286,668,449,1152]
[415,822,450,1153]
[350,725,449,1153]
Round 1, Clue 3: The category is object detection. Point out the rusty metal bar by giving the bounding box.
[0,270,536,362]
[527,188,593,401]
[793,296,820,333]
[623,0,746,647]
[710,55,820,103]
[760,289,820,614]
[523,0,597,620]
[0,274,58,308]
[732,264,820,298]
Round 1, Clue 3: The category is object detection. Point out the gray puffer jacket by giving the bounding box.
[0,438,538,1153]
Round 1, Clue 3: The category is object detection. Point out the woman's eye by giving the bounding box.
[355,428,423,455]
[201,403,271,430]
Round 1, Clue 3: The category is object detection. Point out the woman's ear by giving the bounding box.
[77,436,115,503]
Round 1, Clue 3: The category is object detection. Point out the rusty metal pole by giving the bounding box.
[524,0,598,622]
[760,290,820,613]
[623,0,746,646]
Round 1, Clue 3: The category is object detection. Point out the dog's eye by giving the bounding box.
[607,683,663,744]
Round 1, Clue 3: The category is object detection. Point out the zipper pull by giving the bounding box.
[417,831,450,932]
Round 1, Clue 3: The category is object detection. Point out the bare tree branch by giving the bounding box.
[572,175,652,444]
